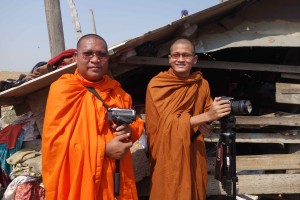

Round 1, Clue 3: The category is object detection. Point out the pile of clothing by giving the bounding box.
[0,48,76,92]
[3,149,43,199]
[0,112,44,199]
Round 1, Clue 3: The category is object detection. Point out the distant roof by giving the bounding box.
[108,0,246,56]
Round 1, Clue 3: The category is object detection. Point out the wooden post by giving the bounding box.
[44,0,65,57]
[89,9,97,34]
[66,0,82,40]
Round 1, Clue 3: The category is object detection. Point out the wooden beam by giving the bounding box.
[0,63,76,99]
[281,73,300,80]
[207,174,300,195]
[205,133,300,143]
[66,0,82,40]
[44,0,65,57]
[140,114,300,127]
[235,116,300,126]
[207,154,300,172]
[119,56,300,73]
[110,65,139,77]
[276,82,300,104]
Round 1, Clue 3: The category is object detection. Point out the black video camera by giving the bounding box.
[221,96,252,115]
[107,108,136,126]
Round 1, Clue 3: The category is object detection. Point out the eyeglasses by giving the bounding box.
[79,51,109,60]
[169,53,195,60]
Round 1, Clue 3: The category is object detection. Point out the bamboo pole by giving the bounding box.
[89,9,97,34]
[66,0,82,40]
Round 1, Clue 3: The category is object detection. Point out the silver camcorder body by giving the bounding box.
[107,108,136,125]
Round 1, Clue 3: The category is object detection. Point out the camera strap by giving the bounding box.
[191,130,201,142]
[85,86,121,197]
[85,86,109,111]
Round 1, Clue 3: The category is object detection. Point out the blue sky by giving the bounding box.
[0,0,219,72]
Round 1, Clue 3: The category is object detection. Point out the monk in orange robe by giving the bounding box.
[146,38,231,200]
[42,34,144,200]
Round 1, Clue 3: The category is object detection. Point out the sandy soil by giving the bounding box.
[0,71,28,80]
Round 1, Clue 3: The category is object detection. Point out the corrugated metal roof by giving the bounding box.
[108,0,247,56]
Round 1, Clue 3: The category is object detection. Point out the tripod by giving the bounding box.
[216,114,238,199]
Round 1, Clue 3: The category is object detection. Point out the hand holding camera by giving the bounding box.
[205,97,232,122]
[111,123,132,143]
[105,133,133,159]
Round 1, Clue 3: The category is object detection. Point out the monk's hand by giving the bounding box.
[205,97,231,122]
[198,123,214,137]
[113,124,131,137]
[111,123,132,142]
[105,134,133,159]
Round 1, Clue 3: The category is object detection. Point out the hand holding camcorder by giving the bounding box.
[107,108,136,126]
[107,107,136,197]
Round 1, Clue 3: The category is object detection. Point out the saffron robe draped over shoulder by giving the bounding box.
[146,68,213,200]
[42,70,144,200]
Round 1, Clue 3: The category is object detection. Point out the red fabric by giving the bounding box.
[15,181,45,200]
[47,49,76,66]
[0,124,22,149]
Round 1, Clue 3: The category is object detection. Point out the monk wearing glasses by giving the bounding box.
[42,34,144,200]
[146,38,231,200]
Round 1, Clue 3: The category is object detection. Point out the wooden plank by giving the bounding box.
[236,116,300,126]
[207,154,300,172]
[205,133,300,143]
[287,144,300,174]
[119,56,300,73]
[207,174,300,195]
[0,63,76,100]
[141,114,300,127]
[282,73,300,80]
[276,82,300,104]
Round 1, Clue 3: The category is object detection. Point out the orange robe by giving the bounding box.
[42,69,144,200]
[145,68,213,200]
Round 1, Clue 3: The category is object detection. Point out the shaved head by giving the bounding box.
[77,34,108,50]
[170,38,195,54]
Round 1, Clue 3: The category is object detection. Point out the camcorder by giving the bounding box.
[107,107,136,197]
[107,108,136,126]
[214,96,252,199]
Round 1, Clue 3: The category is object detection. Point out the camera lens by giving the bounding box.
[231,100,252,115]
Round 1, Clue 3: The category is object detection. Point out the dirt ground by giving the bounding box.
[0,71,27,80]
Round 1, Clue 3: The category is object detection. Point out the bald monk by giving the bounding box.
[42,34,144,200]
[145,38,231,200]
